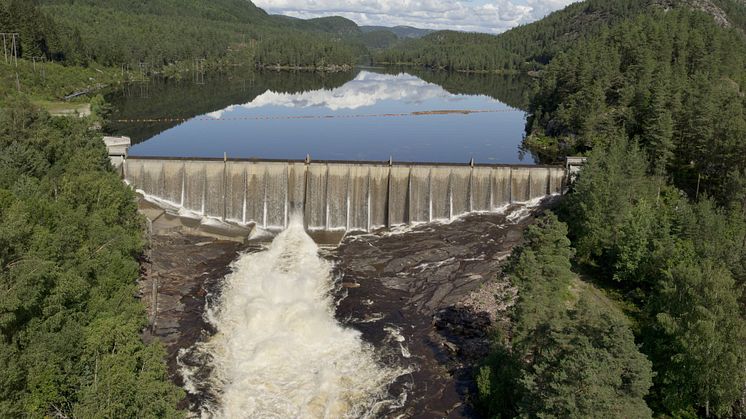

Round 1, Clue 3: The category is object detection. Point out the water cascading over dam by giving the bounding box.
[123,157,566,232]
[193,217,402,417]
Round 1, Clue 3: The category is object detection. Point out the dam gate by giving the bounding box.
[123,157,566,232]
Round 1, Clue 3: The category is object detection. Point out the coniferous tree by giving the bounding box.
[641,69,674,176]
[645,256,746,417]
[478,214,653,418]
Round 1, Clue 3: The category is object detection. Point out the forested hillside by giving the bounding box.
[0,0,362,71]
[360,25,434,39]
[473,1,746,418]
[526,7,746,206]
[374,0,746,72]
[0,96,184,416]
[0,1,366,416]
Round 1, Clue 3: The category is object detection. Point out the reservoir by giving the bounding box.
[109,69,534,164]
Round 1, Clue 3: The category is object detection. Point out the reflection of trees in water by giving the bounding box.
[380,68,539,161]
[375,66,533,111]
[107,70,359,144]
[107,68,532,145]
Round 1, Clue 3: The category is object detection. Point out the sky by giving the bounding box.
[253,0,581,34]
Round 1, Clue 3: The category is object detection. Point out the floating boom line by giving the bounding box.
[113,108,522,123]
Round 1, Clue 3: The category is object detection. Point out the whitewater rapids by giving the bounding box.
[198,218,401,418]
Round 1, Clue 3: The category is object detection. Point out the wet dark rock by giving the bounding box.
[331,203,550,418]
[138,235,259,409]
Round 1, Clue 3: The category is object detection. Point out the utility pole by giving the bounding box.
[31,56,46,81]
[2,33,21,92]
[193,58,205,85]
[13,33,17,67]
[1,32,20,66]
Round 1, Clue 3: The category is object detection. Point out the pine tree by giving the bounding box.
[481,214,654,418]
[641,68,674,176]
[645,254,746,417]
[518,294,653,418]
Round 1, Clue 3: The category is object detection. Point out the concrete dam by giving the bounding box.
[123,157,566,232]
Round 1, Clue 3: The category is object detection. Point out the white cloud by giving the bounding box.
[206,71,490,118]
[254,0,580,34]
[524,0,579,20]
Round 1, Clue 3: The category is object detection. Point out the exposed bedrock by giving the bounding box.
[330,203,548,418]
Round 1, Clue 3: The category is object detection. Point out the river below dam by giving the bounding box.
[139,199,553,418]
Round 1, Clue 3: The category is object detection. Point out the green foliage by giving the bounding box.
[374,0,681,72]
[254,33,358,69]
[0,59,123,102]
[559,134,746,416]
[374,30,525,72]
[561,136,657,268]
[478,214,653,418]
[1,0,364,74]
[374,0,746,74]
[476,342,521,418]
[361,30,399,50]
[528,8,746,205]
[0,95,183,417]
[644,255,746,417]
[509,215,575,346]
[514,6,746,413]
[0,0,86,64]
[517,293,653,418]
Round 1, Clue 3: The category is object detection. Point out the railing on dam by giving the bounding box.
[123,157,566,232]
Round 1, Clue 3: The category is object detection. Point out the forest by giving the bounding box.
[472,1,746,418]
[0,0,363,73]
[1,0,745,417]
[525,7,746,205]
[373,0,746,73]
[0,96,184,416]
[0,1,368,417]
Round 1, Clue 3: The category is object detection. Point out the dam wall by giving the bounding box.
[124,157,566,232]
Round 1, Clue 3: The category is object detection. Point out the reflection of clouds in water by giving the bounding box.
[206,71,492,119]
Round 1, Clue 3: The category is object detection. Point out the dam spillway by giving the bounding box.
[123,157,566,232]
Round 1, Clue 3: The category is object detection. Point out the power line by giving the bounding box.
[2,32,21,91]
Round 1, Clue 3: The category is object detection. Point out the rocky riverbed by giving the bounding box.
[330,203,546,417]
[138,200,554,417]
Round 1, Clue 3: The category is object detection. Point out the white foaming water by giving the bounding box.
[200,217,401,418]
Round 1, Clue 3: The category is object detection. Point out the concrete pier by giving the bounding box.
[103,136,131,169]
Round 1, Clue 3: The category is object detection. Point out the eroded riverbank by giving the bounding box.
[138,200,555,417]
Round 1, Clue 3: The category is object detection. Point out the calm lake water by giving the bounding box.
[108,68,534,164]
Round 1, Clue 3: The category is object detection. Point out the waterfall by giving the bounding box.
[199,217,400,418]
